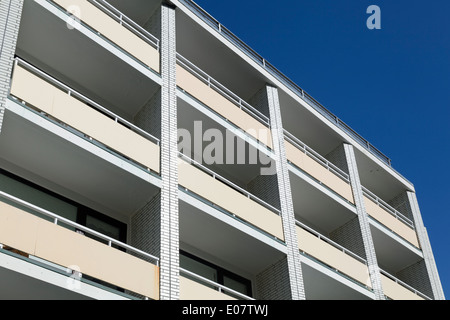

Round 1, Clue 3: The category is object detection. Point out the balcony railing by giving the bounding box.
[178,152,284,241]
[296,220,366,265]
[361,186,420,248]
[177,0,417,185]
[380,269,431,300]
[284,130,350,183]
[284,130,354,204]
[176,53,270,127]
[0,190,160,299]
[49,0,160,72]
[180,268,254,300]
[296,220,371,289]
[362,186,414,229]
[178,152,280,216]
[10,57,161,173]
[89,0,160,51]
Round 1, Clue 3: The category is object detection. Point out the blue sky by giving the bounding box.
[193,0,450,298]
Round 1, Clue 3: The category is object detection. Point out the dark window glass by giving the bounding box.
[0,169,126,243]
[180,251,252,298]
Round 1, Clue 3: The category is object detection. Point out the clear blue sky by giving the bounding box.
[193,0,450,298]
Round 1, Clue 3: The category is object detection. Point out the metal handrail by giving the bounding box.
[284,129,350,183]
[380,269,432,300]
[13,57,160,147]
[88,0,160,51]
[361,186,414,229]
[176,53,270,127]
[179,0,397,171]
[295,219,367,265]
[178,152,281,216]
[0,190,160,266]
[180,268,254,300]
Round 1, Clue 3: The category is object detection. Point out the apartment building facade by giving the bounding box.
[0,0,444,300]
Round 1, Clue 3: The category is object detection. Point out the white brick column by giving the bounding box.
[159,2,179,300]
[265,85,305,300]
[407,191,445,300]
[343,143,385,300]
[0,0,23,132]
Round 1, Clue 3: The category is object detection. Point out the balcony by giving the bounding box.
[284,130,354,204]
[178,154,284,242]
[176,54,273,150]
[9,58,160,175]
[362,187,419,248]
[49,0,160,73]
[296,221,371,292]
[0,190,160,300]
[380,270,430,300]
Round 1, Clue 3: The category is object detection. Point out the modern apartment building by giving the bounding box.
[0,0,445,300]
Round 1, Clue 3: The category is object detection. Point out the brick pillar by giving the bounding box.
[253,85,305,300]
[407,191,445,300]
[159,3,179,300]
[0,0,23,133]
[255,256,292,300]
[343,143,385,300]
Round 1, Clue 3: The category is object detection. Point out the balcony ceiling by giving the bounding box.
[179,198,286,276]
[302,261,372,300]
[289,170,356,234]
[0,261,93,300]
[178,98,272,187]
[108,0,162,26]
[354,148,412,201]
[370,223,422,273]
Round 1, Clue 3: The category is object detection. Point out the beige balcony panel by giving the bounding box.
[10,65,160,173]
[381,274,424,300]
[180,276,236,300]
[177,64,273,149]
[285,140,354,203]
[178,162,284,241]
[363,196,419,248]
[0,200,160,299]
[297,226,371,288]
[53,0,160,72]
[0,201,41,255]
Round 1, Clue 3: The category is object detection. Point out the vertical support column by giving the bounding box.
[159,2,179,300]
[407,192,445,300]
[0,0,23,133]
[265,85,305,300]
[343,144,385,300]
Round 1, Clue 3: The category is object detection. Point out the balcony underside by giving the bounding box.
[107,0,162,26]
[0,104,160,223]
[177,97,274,182]
[301,258,372,300]
[0,252,95,300]
[289,168,356,234]
[179,196,286,276]
[370,221,422,273]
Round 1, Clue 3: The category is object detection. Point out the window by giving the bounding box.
[0,169,126,243]
[180,250,252,298]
